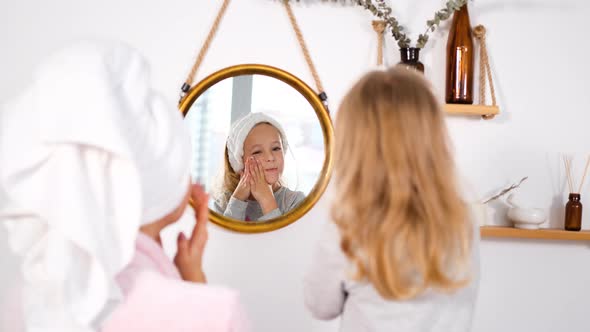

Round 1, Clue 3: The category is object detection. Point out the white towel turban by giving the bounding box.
[0,40,191,331]
[226,112,288,173]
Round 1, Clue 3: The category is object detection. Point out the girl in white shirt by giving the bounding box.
[304,66,480,332]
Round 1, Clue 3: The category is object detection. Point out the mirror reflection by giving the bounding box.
[184,74,325,222]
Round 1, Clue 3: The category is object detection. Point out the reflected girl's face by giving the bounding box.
[242,123,284,185]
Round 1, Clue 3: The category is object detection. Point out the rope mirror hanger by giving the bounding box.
[177,0,335,233]
[179,0,330,112]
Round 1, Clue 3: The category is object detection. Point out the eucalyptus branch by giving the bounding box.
[417,0,468,48]
[482,177,529,204]
[356,0,472,48]
[285,0,472,49]
[355,0,410,48]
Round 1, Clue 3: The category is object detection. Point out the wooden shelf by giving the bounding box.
[445,104,499,119]
[481,226,590,241]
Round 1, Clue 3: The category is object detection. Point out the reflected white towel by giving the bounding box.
[226,112,288,173]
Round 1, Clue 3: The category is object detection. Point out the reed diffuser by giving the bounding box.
[563,156,590,231]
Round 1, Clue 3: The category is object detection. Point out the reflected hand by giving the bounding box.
[232,159,251,201]
[249,157,278,214]
[174,184,208,283]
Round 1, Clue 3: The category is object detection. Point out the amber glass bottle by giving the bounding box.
[445,4,474,104]
[564,193,582,231]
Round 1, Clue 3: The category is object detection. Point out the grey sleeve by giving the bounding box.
[259,189,304,221]
[286,190,306,212]
[258,208,282,221]
[303,221,348,320]
[212,200,225,214]
[222,197,248,220]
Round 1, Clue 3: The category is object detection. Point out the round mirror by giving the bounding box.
[179,64,333,233]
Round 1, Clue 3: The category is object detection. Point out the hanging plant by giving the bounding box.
[286,0,470,48]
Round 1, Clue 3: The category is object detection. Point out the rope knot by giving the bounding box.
[473,24,486,40]
[373,20,386,66]
[473,23,496,116]
[372,20,386,34]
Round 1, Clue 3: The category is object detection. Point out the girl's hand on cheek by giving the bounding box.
[249,157,277,214]
[232,158,251,201]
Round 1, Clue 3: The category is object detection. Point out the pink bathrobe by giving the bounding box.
[102,233,249,332]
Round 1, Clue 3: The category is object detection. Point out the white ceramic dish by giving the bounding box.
[506,194,547,229]
[507,206,547,229]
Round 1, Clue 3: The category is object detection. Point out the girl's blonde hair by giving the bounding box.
[333,66,472,300]
[216,145,241,209]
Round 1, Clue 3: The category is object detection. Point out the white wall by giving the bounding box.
[2,0,590,331]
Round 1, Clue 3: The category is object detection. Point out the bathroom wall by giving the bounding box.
[1,0,589,331]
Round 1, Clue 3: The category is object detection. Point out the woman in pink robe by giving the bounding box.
[105,185,249,332]
[0,40,249,332]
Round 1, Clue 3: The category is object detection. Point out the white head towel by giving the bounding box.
[0,40,190,331]
[226,112,288,173]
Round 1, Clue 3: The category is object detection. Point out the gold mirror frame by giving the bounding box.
[178,64,334,233]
